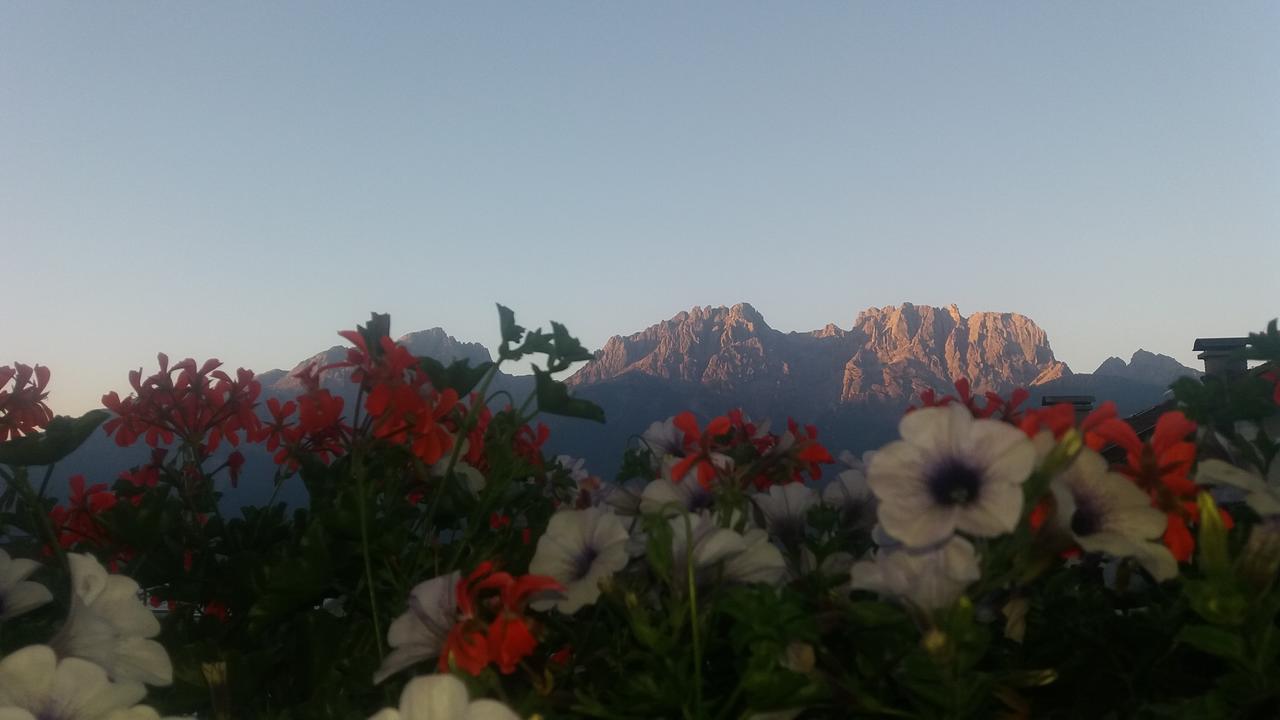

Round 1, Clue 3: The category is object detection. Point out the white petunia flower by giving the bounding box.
[850,535,981,611]
[0,644,165,720]
[0,550,53,621]
[641,417,686,458]
[367,673,519,720]
[822,454,876,528]
[868,404,1035,548]
[752,483,818,547]
[668,513,747,590]
[722,529,787,586]
[1051,448,1177,582]
[798,548,855,582]
[373,572,460,684]
[529,508,630,613]
[49,554,171,687]
[640,472,716,517]
[1196,458,1280,517]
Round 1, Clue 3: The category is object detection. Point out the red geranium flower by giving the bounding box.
[0,363,54,441]
[101,354,262,451]
[671,412,731,488]
[1088,410,1204,561]
[438,562,563,676]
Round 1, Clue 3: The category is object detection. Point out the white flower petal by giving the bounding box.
[723,529,786,586]
[399,674,471,720]
[2,581,54,620]
[0,645,56,706]
[954,480,1023,538]
[51,555,171,687]
[374,572,459,684]
[466,700,521,720]
[0,551,40,587]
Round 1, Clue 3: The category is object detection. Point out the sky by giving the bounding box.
[3,2,1278,414]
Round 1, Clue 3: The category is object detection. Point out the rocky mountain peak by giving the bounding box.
[1093,349,1198,388]
[569,302,1072,408]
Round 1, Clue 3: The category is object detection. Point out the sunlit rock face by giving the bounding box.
[568,302,1071,409]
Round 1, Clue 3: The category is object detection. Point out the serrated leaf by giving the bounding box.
[497,304,524,346]
[533,368,605,423]
[418,357,494,396]
[0,410,110,467]
[550,321,593,364]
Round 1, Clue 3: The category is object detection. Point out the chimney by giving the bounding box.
[1042,394,1094,423]
[1192,337,1249,379]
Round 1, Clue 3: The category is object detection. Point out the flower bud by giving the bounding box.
[921,628,948,655]
[1238,518,1280,594]
[781,642,815,674]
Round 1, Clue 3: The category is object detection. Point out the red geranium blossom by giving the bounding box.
[912,378,1029,422]
[101,354,262,451]
[439,562,563,676]
[0,363,54,442]
[48,475,118,550]
[1088,410,1208,562]
[670,412,732,488]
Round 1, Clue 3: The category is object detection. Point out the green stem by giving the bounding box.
[685,513,704,719]
[9,465,68,572]
[408,362,502,577]
[36,463,55,502]
[354,447,386,657]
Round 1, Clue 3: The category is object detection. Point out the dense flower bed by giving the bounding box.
[2,310,1279,719]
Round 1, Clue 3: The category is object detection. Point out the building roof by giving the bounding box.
[1192,337,1250,351]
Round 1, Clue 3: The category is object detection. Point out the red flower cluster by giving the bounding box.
[48,474,117,550]
[912,378,1030,422]
[1087,409,1218,562]
[0,363,53,442]
[667,410,834,489]
[329,330,459,466]
[251,366,351,468]
[102,355,262,450]
[440,562,564,676]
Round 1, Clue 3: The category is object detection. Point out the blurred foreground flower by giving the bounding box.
[0,549,53,621]
[0,645,170,720]
[1050,448,1177,581]
[50,553,172,687]
[869,404,1035,548]
[368,673,518,720]
[850,535,981,612]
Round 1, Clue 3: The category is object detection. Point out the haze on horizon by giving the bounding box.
[3,2,1277,415]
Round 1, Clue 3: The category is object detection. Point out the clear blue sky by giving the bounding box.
[3,2,1277,414]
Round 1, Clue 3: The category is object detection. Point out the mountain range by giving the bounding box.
[46,303,1200,498]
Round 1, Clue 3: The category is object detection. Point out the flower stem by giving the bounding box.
[684,513,704,719]
[8,465,68,572]
[408,361,502,577]
[354,447,386,657]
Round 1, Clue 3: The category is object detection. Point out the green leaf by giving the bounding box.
[533,367,605,423]
[550,321,594,364]
[357,312,391,350]
[0,410,110,467]
[418,357,494,396]
[845,600,910,628]
[497,304,524,346]
[1176,624,1248,664]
